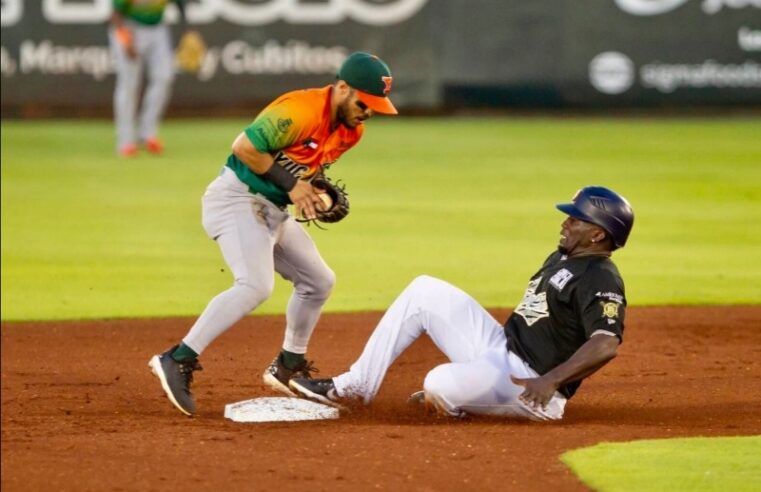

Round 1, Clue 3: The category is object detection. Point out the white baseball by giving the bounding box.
[317,192,333,211]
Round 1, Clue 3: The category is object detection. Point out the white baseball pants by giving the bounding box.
[182,167,335,356]
[109,21,174,150]
[333,275,567,420]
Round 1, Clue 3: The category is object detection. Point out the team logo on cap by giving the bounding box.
[382,76,393,95]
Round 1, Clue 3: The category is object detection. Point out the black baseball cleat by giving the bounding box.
[288,377,345,409]
[262,353,318,397]
[148,345,203,416]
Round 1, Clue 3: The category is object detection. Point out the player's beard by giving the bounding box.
[558,234,570,255]
[336,99,357,128]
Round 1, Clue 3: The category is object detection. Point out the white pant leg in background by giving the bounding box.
[137,23,174,142]
[332,275,567,420]
[274,219,336,355]
[109,26,142,150]
[182,168,287,353]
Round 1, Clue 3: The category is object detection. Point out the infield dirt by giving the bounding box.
[2,306,760,491]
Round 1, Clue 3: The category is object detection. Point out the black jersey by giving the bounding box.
[504,251,626,399]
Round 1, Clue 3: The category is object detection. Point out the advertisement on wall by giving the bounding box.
[571,0,761,105]
[436,0,760,107]
[0,0,437,110]
[1,0,759,110]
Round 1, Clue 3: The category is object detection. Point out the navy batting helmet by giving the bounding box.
[556,186,634,249]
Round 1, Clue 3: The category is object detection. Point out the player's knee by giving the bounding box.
[422,365,461,417]
[235,278,274,308]
[423,365,447,395]
[298,266,336,301]
[150,68,175,85]
[408,275,443,292]
[406,275,456,301]
[116,78,140,93]
[315,267,336,297]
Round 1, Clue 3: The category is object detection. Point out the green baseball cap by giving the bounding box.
[337,52,398,115]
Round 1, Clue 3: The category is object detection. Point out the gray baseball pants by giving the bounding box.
[182,167,336,356]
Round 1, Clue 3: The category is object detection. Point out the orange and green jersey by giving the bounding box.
[113,0,171,25]
[226,85,364,207]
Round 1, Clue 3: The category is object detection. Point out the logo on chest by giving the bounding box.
[549,268,574,291]
[514,277,549,326]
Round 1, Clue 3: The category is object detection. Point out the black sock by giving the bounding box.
[171,343,198,362]
[281,350,305,369]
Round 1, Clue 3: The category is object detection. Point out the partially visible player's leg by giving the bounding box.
[108,26,142,153]
[262,219,336,395]
[332,275,504,403]
[138,23,174,147]
[274,218,336,355]
[422,349,567,420]
[181,170,282,354]
[151,171,285,415]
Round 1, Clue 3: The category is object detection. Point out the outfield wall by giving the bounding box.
[1,0,759,113]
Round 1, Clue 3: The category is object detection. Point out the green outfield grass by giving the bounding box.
[2,117,760,320]
[562,435,761,491]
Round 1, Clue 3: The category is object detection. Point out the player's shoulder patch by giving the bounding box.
[549,268,574,291]
[277,118,293,133]
[600,301,620,318]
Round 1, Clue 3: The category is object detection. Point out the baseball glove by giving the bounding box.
[175,30,207,73]
[300,177,350,225]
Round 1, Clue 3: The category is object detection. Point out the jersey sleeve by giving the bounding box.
[244,100,302,155]
[575,267,626,342]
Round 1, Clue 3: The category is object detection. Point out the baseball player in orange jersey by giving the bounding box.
[148,52,398,416]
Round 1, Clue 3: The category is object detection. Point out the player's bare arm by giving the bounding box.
[231,132,322,220]
[231,132,274,173]
[512,334,619,409]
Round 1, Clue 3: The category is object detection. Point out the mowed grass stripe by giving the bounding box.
[2,117,760,320]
